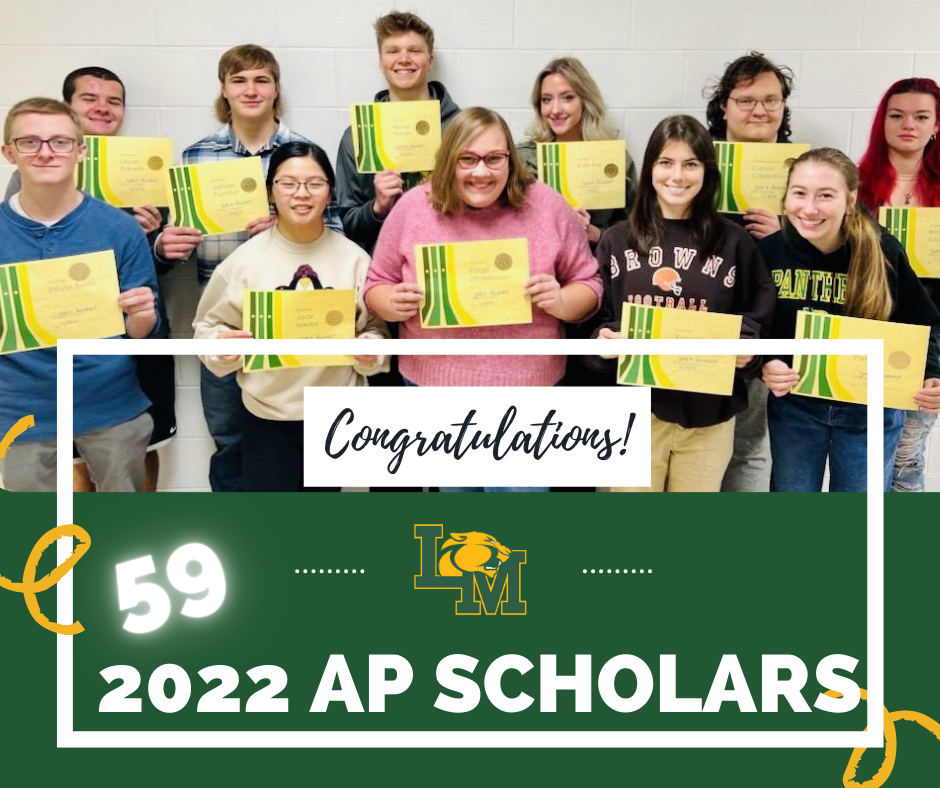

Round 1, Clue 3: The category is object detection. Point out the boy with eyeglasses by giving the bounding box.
[5,66,177,494]
[704,51,798,493]
[153,44,343,493]
[336,11,460,254]
[0,98,159,492]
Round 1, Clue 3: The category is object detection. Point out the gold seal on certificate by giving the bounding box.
[0,251,125,354]
[416,238,532,329]
[166,158,270,236]
[242,289,356,372]
[715,141,811,213]
[351,100,442,173]
[791,310,929,410]
[537,140,626,210]
[76,136,174,207]
[879,206,940,277]
[616,303,742,395]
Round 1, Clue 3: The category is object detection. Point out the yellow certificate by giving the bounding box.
[617,303,742,395]
[879,206,940,277]
[715,142,811,213]
[167,158,269,236]
[417,238,531,329]
[537,140,626,210]
[242,289,355,372]
[351,100,441,173]
[76,135,173,207]
[791,311,929,410]
[0,251,124,355]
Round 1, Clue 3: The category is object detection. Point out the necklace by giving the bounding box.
[896,172,917,205]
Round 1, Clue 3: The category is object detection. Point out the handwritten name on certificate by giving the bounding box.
[417,238,531,329]
[242,289,356,372]
[616,303,742,396]
[537,140,626,210]
[351,100,441,173]
[879,206,940,278]
[76,136,173,208]
[791,310,929,411]
[716,141,810,213]
[0,251,124,354]
[166,158,269,236]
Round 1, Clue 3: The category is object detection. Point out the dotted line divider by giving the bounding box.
[295,569,365,574]
[583,569,652,574]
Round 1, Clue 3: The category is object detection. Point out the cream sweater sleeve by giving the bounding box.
[192,261,245,378]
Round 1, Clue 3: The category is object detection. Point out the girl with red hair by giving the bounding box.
[859,78,940,492]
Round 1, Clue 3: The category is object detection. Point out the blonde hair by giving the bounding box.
[429,107,534,215]
[214,44,283,124]
[785,148,892,321]
[4,97,82,143]
[525,57,618,143]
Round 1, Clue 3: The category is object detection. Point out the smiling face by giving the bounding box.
[379,31,433,95]
[784,161,853,253]
[69,75,125,136]
[270,156,331,234]
[722,70,785,143]
[539,73,584,142]
[651,140,704,219]
[2,112,85,189]
[454,124,511,210]
[221,67,278,123]
[884,92,939,156]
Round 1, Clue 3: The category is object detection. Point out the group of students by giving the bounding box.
[1,11,939,495]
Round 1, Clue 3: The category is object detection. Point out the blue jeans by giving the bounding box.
[767,395,905,492]
[200,366,245,492]
[891,409,938,492]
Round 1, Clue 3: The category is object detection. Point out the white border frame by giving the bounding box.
[56,337,883,748]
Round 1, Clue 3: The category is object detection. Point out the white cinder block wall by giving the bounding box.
[1,0,938,491]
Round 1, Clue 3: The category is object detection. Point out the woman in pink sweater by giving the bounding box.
[365,107,602,491]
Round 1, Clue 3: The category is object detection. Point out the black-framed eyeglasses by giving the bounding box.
[273,178,330,194]
[7,136,79,154]
[727,97,784,112]
[456,152,511,170]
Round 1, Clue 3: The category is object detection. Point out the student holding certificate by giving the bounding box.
[517,57,637,245]
[705,51,798,493]
[858,78,940,492]
[593,115,776,492]
[194,143,388,493]
[760,148,940,492]
[365,107,602,492]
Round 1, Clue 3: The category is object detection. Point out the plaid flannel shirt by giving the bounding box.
[161,121,343,286]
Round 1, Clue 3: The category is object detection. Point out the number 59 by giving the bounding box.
[116,544,225,634]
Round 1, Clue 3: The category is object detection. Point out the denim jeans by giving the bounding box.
[891,409,938,492]
[720,378,771,492]
[200,366,245,492]
[767,395,905,492]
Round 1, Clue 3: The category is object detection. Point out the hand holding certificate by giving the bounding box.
[790,310,929,410]
[77,136,173,208]
[716,141,811,213]
[879,207,940,277]
[537,140,626,210]
[616,303,742,395]
[242,289,356,372]
[416,238,532,329]
[167,158,270,236]
[351,100,442,174]
[0,251,125,354]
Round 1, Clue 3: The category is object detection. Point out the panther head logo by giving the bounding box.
[439,532,511,579]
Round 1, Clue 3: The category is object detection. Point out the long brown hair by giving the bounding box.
[429,107,533,215]
[785,148,892,320]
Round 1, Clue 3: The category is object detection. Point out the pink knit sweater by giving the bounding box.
[364,182,601,386]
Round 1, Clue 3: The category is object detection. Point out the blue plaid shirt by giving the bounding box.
[162,121,343,286]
